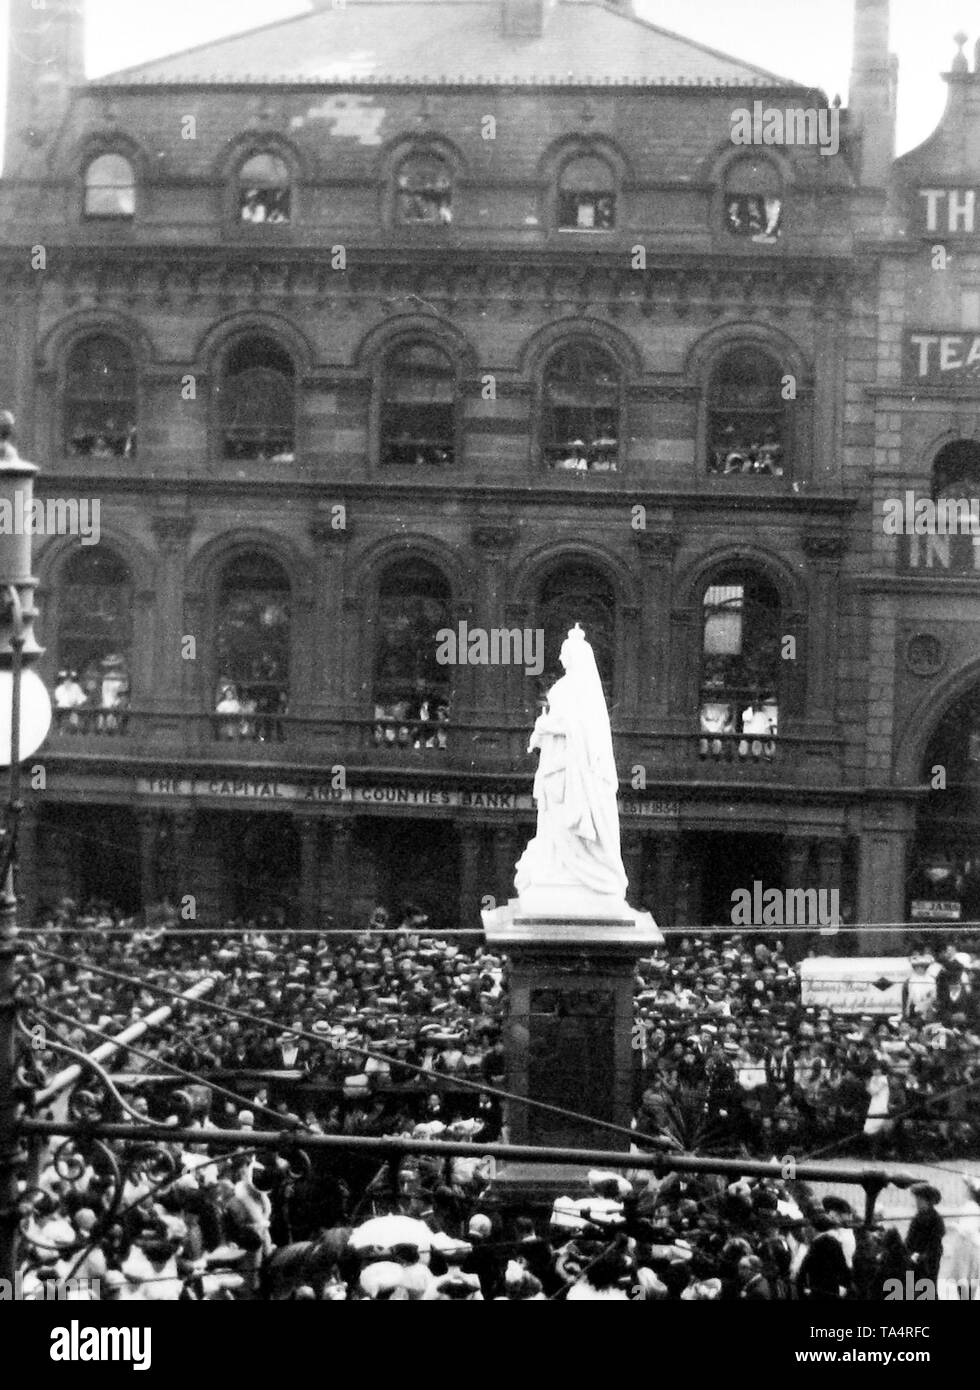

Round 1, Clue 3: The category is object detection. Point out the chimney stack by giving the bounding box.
[5,0,86,174]
[501,0,558,39]
[848,0,896,186]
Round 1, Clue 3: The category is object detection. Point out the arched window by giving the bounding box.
[238,152,292,224]
[538,562,615,696]
[396,151,453,225]
[216,337,296,461]
[64,335,137,459]
[83,153,136,220]
[699,570,781,760]
[380,341,455,467]
[931,439,980,500]
[707,348,786,477]
[54,549,133,735]
[215,554,291,742]
[373,560,452,749]
[723,157,782,242]
[558,155,616,231]
[542,343,620,472]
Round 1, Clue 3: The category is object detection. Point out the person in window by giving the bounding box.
[215,683,242,740]
[79,667,102,736]
[241,190,267,223]
[739,698,778,760]
[54,670,87,733]
[556,439,588,472]
[699,701,734,758]
[757,429,784,477]
[100,654,129,735]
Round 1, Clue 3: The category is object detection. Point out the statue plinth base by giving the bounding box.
[482,897,661,1153]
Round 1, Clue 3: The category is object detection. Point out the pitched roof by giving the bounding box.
[95,0,799,88]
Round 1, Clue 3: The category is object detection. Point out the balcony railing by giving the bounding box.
[47,710,845,783]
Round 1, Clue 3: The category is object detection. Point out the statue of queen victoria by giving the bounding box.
[515,623,630,916]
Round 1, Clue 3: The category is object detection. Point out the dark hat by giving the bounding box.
[910,1183,942,1205]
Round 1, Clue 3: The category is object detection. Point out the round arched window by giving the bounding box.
[84,153,136,219]
[215,553,291,742]
[707,348,786,477]
[542,344,620,473]
[238,153,292,223]
[217,337,296,461]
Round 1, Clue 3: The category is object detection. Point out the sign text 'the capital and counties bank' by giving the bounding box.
[135,778,678,818]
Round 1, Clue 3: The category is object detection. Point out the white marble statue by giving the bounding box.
[515,623,629,913]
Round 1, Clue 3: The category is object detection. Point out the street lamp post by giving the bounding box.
[0,413,51,1286]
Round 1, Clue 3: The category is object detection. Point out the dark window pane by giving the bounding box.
[707,349,785,476]
[381,343,455,466]
[64,335,137,458]
[215,554,290,741]
[539,562,615,695]
[373,561,452,748]
[700,571,780,750]
[55,550,133,731]
[543,344,620,472]
[217,338,295,460]
[397,153,452,225]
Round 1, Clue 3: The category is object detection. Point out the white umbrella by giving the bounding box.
[349,1215,432,1255]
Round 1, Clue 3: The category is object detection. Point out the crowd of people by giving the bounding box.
[12,901,980,1299]
[633,932,980,1161]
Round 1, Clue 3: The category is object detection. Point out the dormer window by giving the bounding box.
[723,157,782,242]
[238,153,292,224]
[83,154,136,220]
[558,155,616,231]
[396,151,453,225]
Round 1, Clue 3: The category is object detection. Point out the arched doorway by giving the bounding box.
[227,814,301,921]
[910,680,980,925]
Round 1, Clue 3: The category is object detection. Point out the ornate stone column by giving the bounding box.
[651,830,679,929]
[295,815,321,931]
[171,810,197,906]
[492,826,518,909]
[309,509,351,719]
[137,810,159,908]
[471,522,517,721]
[800,529,847,732]
[329,821,352,932]
[458,823,483,929]
[150,514,195,713]
[633,522,679,722]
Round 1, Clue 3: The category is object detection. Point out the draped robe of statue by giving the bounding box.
[515,623,629,911]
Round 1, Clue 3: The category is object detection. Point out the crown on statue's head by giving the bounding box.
[567,623,586,642]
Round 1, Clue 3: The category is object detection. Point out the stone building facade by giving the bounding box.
[0,0,922,942]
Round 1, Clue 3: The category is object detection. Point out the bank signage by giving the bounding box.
[135,777,679,818]
[904,331,980,387]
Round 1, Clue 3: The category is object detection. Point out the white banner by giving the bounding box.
[800,957,913,1014]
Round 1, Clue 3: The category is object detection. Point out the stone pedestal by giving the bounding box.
[483,899,661,1152]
